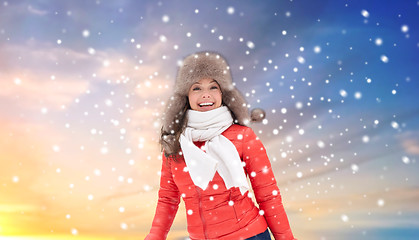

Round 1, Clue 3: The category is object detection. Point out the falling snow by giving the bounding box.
[1,1,418,240]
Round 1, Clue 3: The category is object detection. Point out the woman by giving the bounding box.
[146,51,296,240]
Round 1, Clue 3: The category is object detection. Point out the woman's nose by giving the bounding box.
[201,90,211,98]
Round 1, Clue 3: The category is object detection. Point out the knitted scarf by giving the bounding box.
[180,106,249,195]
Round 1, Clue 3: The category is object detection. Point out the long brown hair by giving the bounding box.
[159,98,190,161]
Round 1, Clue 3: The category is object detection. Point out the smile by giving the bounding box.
[198,102,214,107]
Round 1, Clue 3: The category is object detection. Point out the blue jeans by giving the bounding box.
[245,229,271,240]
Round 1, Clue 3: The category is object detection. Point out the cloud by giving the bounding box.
[0,116,151,234]
[291,186,419,231]
[395,130,419,156]
[402,138,419,155]
[0,2,47,22]
[27,5,48,16]
[0,72,89,110]
[95,49,172,99]
[0,41,177,234]
[0,43,94,111]
[0,39,176,113]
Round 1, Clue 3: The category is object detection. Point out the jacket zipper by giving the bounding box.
[196,187,209,239]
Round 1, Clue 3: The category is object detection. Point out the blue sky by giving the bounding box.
[0,0,418,239]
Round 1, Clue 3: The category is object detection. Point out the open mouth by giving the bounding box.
[198,102,214,107]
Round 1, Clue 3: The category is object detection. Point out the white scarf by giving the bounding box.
[180,106,250,195]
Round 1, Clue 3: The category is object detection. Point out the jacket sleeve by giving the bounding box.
[243,127,296,240]
[145,154,181,240]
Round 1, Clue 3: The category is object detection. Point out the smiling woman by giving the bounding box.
[147,51,296,240]
[188,78,223,112]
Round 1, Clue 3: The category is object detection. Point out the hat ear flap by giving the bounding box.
[223,88,250,126]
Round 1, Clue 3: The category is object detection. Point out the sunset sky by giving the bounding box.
[1,0,418,239]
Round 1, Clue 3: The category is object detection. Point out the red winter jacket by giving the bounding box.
[146,124,296,240]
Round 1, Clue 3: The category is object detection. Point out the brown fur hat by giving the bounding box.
[162,51,252,133]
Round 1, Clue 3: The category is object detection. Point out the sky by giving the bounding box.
[0,0,418,239]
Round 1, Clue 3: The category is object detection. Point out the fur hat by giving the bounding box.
[162,51,263,135]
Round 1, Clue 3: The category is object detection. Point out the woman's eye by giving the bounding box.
[193,87,201,91]
[210,86,219,90]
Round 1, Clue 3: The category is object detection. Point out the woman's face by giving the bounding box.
[188,78,222,112]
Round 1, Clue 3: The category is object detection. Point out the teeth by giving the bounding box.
[199,103,213,107]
